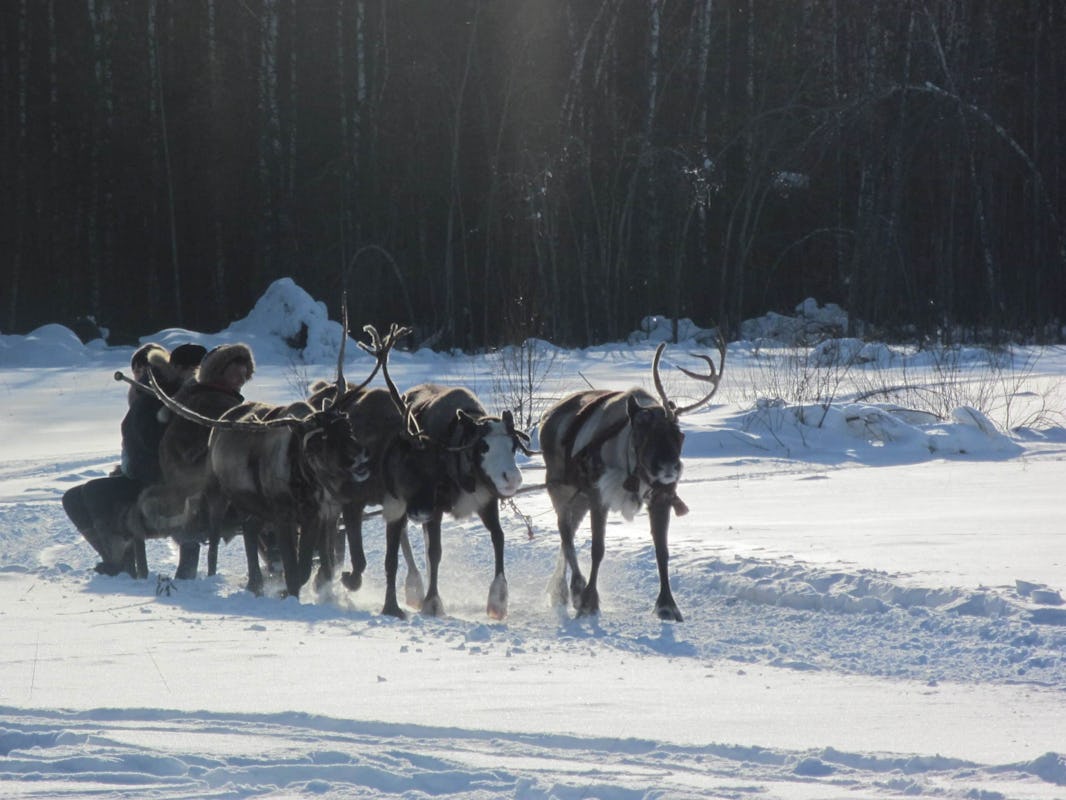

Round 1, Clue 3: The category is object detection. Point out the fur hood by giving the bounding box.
[132,342,168,371]
[144,348,184,394]
[197,343,255,387]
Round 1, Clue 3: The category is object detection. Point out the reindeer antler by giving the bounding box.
[115,370,308,431]
[651,331,727,418]
[370,324,425,439]
[332,293,350,402]
[336,322,411,403]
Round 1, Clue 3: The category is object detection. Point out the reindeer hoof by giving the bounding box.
[420,594,446,617]
[404,570,425,608]
[341,571,362,591]
[313,568,333,592]
[487,575,508,620]
[381,602,407,620]
[245,580,264,597]
[656,603,683,622]
[576,588,599,617]
[570,576,588,611]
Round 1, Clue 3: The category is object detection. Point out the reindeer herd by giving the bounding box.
[114,320,725,622]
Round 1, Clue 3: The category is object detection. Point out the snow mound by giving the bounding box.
[224,277,347,364]
[739,298,849,345]
[0,324,94,367]
[628,298,849,348]
[720,399,1022,461]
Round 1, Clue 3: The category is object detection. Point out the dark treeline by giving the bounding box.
[2,1,1065,349]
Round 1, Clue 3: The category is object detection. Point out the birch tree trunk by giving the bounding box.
[149,0,182,324]
[8,0,29,330]
[86,0,114,325]
[442,3,478,346]
[206,0,227,320]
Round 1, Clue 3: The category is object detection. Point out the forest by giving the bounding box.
[2,1,1065,349]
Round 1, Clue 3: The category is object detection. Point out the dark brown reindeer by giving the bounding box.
[386,382,534,619]
[205,398,370,596]
[538,339,726,621]
[306,324,443,605]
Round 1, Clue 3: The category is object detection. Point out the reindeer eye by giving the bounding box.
[477,440,490,455]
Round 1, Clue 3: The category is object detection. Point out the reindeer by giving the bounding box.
[205,398,370,596]
[538,339,726,621]
[387,383,534,619]
[306,324,443,604]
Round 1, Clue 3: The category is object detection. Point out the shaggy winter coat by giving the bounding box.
[157,343,255,493]
[121,350,188,485]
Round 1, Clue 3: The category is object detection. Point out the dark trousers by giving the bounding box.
[62,476,146,575]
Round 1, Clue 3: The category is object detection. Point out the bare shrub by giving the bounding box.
[852,346,1065,431]
[489,338,562,431]
[737,341,857,427]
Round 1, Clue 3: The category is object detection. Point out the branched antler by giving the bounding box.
[368,324,424,439]
[333,293,350,401]
[336,322,411,402]
[651,331,727,418]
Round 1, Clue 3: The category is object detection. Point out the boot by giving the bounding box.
[81,525,122,575]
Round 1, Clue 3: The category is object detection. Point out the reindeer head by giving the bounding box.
[297,406,371,499]
[626,396,685,488]
[633,334,727,488]
[451,408,531,499]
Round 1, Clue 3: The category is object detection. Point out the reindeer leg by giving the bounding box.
[312,520,336,593]
[399,528,424,608]
[243,525,265,596]
[381,517,407,618]
[478,499,508,620]
[297,516,331,593]
[260,523,283,576]
[577,504,606,617]
[175,542,200,580]
[551,491,589,611]
[341,504,366,591]
[549,548,570,608]
[207,534,220,576]
[133,539,148,580]
[420,516,445,617]
[278,524,301,598]
[649,498,682,621]
[332,514,346,570]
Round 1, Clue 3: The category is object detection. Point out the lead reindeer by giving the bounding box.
[538,339,725,621]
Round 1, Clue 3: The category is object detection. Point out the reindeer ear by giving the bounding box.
[627,394,650,423]
[455,409,479,432]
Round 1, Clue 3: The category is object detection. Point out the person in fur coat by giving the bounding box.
[62,343,205,577]
[137,343,255,579]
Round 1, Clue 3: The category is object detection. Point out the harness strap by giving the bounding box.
[442,413,477,494]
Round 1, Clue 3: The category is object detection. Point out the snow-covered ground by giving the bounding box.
[1,281,1064,799]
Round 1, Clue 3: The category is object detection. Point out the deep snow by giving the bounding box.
[1,279,1064,799]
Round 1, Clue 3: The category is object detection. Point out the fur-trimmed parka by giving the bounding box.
[157,343,255,493]
[120,348,189,485]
